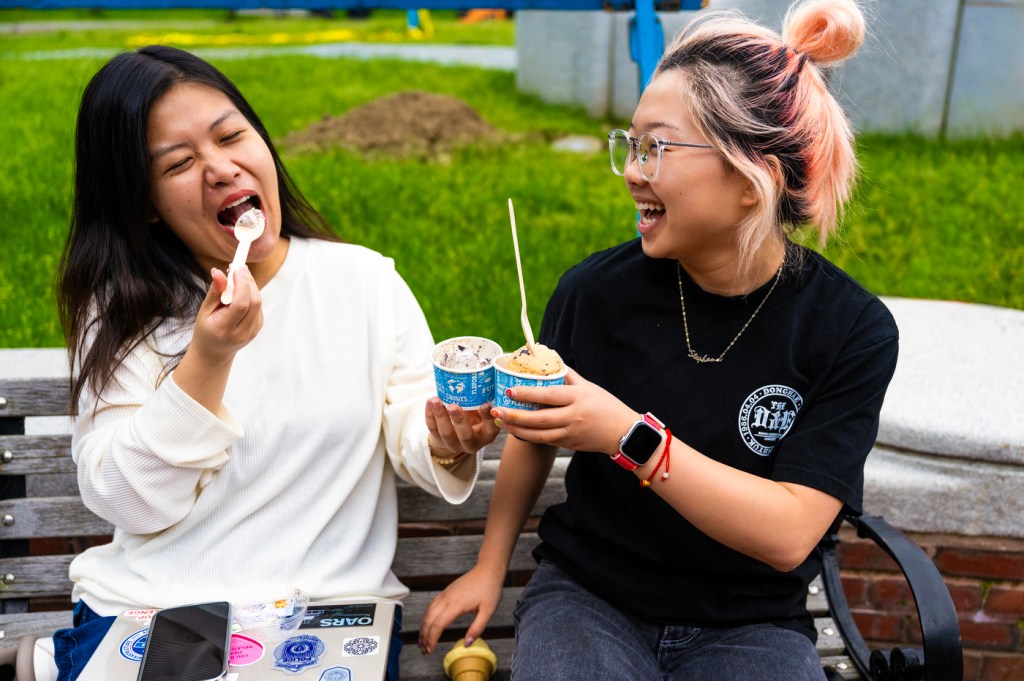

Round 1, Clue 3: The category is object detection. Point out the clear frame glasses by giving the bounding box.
[608,129,714,182]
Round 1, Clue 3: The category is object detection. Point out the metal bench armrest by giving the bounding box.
[820,513,963,681]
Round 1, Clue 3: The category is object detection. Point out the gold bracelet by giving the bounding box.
[431,451,469,466]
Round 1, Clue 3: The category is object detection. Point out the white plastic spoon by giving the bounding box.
[220,207,265,305]
[508,198,536,354]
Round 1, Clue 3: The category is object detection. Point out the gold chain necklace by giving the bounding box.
[677,261,784,364]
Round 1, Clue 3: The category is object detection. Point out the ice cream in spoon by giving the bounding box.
[220,207,265,305]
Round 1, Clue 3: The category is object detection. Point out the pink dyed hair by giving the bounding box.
[654,0,865,274]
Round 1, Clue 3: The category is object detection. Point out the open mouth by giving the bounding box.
[637,200,666,226]
[218,194,262,228]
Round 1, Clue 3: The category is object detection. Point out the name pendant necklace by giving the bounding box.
[677,261,784,364]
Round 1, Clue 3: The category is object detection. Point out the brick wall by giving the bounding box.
[837,527,1024,681]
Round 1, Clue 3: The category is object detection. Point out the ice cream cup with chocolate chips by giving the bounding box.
[493,344,568,411]
[432,336,503,407]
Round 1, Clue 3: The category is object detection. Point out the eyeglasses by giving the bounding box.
[608,129,714,182]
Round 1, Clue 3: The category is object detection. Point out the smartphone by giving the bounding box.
[137,601,232,681]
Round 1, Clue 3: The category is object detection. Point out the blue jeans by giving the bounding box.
[512,560,826,681]
[53,601,116,681]
[53,601,403,681]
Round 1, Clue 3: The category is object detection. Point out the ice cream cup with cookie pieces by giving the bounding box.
[432,336,503,407]
[493,344,568,411]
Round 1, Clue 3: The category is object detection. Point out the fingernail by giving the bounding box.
[505,389,514,398]
[465,636,474,647]
[491,409,503,419]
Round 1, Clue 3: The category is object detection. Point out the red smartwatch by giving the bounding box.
[610,412,665,471]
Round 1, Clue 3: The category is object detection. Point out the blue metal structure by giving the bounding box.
[2,0,705,92]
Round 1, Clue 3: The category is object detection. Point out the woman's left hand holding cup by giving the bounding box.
[426,399,500,462]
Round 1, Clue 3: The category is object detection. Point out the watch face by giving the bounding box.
[621,422,662,466]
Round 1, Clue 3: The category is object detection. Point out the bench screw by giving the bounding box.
[808,585,820,595]
[0,397,6,409]
[822,627,835,637]
[1,515,13,527]
[837,662,848,670]
[1,451,11,464]
[2,574,13,585]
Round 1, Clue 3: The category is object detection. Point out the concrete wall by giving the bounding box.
[516,0,1024,137]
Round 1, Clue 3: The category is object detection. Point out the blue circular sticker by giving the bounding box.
[120,629,148,662]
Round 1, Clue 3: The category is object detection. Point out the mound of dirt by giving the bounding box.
[279,90,503,159]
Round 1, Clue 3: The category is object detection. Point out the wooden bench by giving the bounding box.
[0,376,963,680]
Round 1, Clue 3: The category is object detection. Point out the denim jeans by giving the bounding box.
[53,601,117,681]
[53,601,404,681]
[512,560,826,681]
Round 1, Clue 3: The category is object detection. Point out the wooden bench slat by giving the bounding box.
[0,533,535,600]
[0,435,75,476]
[393,534,539,578]
[0,611,73,643]
[0,456,570,523]
[26,473,78,499]
[401,587,524,633]
[0,555,75,600]
[0,439,555,492]
[397,481,564,524]
[807,576,828,616]
[813,616,847,657]
[820,655,862,680]
[0,379,69,418]
[0,497,113,540]
[398,588,843,656]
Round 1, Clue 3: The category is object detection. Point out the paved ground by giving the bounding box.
[1,17,517,69]
[8,41,517,68]
[0,19,220,33]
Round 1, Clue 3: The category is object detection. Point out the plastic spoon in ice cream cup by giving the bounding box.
[220,207,265,305]
[508,198,536,354]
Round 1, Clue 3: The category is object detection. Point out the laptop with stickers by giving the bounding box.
[79,599,396,681]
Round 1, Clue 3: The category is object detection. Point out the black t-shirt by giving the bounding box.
[533,239,899,641]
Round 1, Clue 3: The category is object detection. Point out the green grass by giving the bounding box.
[0,47,1021,350]
[0,8,515,53]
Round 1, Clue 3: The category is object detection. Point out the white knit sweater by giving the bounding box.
[69,237,479,614]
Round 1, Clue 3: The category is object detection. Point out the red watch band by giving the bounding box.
[609,451,640,471]
[610,412,665,471]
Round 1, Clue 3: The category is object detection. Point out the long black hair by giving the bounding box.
[56,45,337,411]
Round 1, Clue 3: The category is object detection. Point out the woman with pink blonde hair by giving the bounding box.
[420,1,898,678]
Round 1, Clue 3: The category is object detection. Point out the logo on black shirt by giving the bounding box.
[738,384,803,456]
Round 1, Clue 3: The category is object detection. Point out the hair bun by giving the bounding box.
[782,0,865,66]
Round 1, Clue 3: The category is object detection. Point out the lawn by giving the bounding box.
[1,23,1021,351]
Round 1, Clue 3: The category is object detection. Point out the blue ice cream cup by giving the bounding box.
[432,336,503,407]
[493,352,569,411]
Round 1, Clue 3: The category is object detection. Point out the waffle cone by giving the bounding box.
[448,656,493,681]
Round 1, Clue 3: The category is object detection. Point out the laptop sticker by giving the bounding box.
[229,634,265,667]
[273,634,326,674]
[341,636,381,657]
